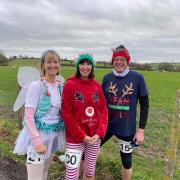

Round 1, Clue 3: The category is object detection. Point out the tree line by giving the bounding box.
[0,52,180,72]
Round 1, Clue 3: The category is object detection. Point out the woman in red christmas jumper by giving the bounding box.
[61,53,108,180]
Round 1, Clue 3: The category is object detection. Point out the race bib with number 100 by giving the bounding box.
[65,148,82,168]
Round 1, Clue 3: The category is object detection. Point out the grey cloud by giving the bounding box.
[0,0,180,62]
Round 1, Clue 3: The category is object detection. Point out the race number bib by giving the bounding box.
[65,148,81,168]
[119,139,133,153]
[26,146,45,165]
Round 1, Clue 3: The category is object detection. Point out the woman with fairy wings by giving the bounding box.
[13,50,65,180]
[61,53,108,180]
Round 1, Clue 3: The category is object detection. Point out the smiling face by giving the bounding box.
[113,56,128,73]
[78,59,92,80]
[41,52,60,78]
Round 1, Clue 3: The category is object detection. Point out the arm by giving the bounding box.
[95,86,108,140]
[25,81,46,153]
[25,107,41,146]
[25,107,46,153]
[134,96,149,144]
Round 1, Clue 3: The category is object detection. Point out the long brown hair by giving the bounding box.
[75,59,94,78]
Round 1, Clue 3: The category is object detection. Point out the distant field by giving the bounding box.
[0,59,180,179]
[1,59,180,109]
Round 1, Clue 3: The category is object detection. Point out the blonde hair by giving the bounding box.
[40,50,61,77]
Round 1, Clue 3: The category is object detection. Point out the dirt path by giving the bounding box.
[0,156,27,180]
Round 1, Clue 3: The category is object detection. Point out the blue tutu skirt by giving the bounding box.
[13,126,65,159]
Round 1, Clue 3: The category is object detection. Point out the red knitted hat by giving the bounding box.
[112,45,131,64]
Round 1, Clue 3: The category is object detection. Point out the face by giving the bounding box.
[42,53,60,77]
[113,56,128,73]
[79,60,92,80]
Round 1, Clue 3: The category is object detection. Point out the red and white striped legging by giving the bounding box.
[65,140,101,180]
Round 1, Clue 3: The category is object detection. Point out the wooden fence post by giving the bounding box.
[163,90,180,179]
[16,78,23,129]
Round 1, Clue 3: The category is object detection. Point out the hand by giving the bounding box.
[34,144,47,154]
[134,128,144,145]
[91,134,100,144]
[83,135,93,144]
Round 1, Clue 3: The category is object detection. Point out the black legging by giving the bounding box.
[102,132,134,169]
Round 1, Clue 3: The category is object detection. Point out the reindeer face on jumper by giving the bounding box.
[122,83,134,97]
[108,82,134,97]
[108,82,118,96]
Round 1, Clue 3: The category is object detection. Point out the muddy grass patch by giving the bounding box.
[0,105,18,120]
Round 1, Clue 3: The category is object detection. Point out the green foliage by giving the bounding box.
[130,63,152,71]
[0,53,8,66]
[133,156,164,180]
[0,119,25,162]
[158,63,175,72]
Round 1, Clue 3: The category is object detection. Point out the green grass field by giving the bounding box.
[0,59,180,179]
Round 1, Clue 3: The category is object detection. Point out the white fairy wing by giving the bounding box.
[56,75,65,83]
[13,88,28,112]
[13,66,40,112]
[18,66,40,88]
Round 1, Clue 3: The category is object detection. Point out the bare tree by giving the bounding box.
[0,52,8,66]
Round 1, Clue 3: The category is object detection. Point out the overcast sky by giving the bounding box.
[0,0,180,63]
